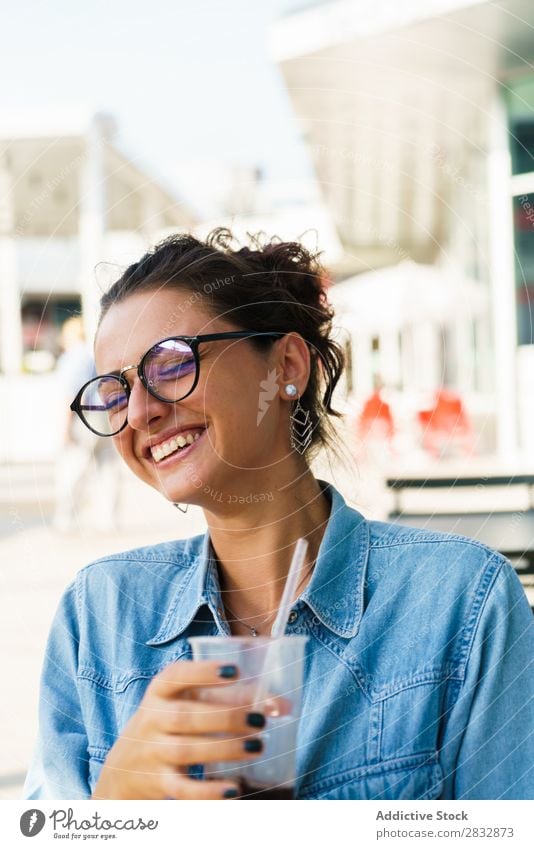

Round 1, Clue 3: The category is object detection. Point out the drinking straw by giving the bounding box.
[253,537,309,707]
[270,537,309,638]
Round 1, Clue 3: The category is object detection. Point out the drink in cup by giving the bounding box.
[189,635,308,799]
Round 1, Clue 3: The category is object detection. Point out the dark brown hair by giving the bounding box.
[99,228,345,461]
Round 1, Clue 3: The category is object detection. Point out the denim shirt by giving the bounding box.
[24,480,534,800]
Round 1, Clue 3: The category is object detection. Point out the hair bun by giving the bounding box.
[240,236,327,308]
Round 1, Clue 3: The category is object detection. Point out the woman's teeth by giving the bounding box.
[151,431,201,463]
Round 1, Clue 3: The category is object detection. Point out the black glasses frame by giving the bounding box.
[70,331,285,436]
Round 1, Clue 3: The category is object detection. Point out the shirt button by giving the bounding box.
[217,606,223,616]
[288,610,299,624]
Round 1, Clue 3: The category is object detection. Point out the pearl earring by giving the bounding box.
[285,383,298,397]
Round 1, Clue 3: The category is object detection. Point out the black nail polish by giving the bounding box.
[244,738,263,753]
[218,664,238,679]
[246,712,266,728]
[223,787,239,798]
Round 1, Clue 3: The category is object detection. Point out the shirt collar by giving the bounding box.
[146,532,222,646]
[146,480,369,646]
[297,481,369,637]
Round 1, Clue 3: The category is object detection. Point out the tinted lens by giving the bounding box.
[78,375,128,435]
[143,339,197,401]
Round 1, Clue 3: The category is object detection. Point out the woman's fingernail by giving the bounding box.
[218,664,238,679]
[244,738,263,753]
[246,712,266,728]
[223,787,239,798]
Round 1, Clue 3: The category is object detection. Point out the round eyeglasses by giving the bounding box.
[70,331,284,437]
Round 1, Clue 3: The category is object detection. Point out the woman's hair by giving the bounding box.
[99,228,346,462]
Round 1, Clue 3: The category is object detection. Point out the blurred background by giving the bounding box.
[2,0,534,798]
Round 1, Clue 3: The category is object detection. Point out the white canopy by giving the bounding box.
[328,261,488,333]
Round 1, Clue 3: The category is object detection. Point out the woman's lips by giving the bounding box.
[148,428,207,467]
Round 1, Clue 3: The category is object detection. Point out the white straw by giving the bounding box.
[253,537,309,708]
[270,537,309,638]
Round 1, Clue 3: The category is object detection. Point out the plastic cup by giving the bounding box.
[189,635,308,799]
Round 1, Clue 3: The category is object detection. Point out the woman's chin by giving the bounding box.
[157,468,218,509]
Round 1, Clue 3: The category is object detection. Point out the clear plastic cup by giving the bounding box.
[189,635,308,799]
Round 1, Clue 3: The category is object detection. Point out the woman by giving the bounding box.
[25,229,533,800]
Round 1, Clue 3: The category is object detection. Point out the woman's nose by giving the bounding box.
[126,375,170,431]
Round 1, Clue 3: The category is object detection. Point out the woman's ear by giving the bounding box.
[277,333,310,395]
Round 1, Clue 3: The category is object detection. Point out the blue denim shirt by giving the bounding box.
[24,480,534,800]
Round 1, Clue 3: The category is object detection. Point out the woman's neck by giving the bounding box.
[204,470,332,622]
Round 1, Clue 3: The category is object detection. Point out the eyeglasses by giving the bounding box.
[70,331,284,437]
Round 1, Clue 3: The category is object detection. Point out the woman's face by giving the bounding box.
[94,288,304,506]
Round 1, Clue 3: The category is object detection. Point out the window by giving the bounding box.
[506,75,534,344]
[506,75,534,176]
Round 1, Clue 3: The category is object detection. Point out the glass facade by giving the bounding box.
[507,76,534,344]
[513,194,534,345]
[508,76,534,176]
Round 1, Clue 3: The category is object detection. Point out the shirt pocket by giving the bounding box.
[378,676,457,762]
[299,751,443,800]
[78,643,192,757]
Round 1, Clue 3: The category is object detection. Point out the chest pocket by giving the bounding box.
[296,662,454,799]
[378,676,457,763]
[78,642,192,763]
[298,751,443,800]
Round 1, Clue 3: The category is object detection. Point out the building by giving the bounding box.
[0,108,194,461]
[271,0,534,461]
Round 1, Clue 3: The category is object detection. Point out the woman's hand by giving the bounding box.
[91,660,267,800]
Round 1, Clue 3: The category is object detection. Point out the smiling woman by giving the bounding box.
[24,229,534,801]
[88,229,344,508]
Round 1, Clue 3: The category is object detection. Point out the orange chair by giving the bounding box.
[357,390,395,443]
[417,389,475,458]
